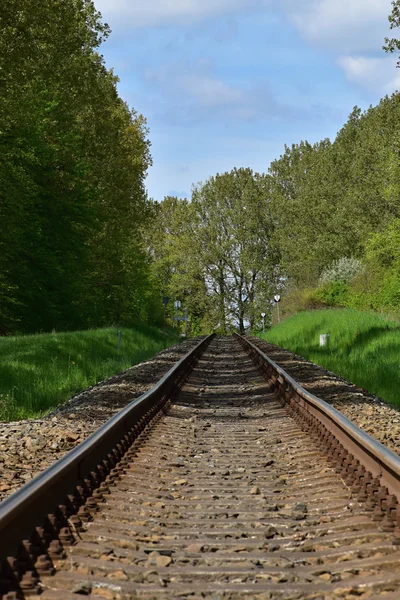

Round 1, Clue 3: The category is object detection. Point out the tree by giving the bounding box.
[0,0,154,332]
[146,197,211,334]
[384,0,400,65]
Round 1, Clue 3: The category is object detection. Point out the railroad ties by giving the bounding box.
[2,336,400,599]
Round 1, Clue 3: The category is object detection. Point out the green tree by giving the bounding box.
[190,168,279,333]
[384,0,400,64]
[0,0,154,332]
[146,197,211,334]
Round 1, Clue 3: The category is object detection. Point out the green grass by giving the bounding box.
[259,308,400,409]
[0,325,179,421]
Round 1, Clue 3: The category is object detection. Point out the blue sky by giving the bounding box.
[95,0,399,200]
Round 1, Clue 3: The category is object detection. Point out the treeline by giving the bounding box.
[0,0,161,334]
[4,1,400,335]
[152,94,400,331]
[269,95,400,317]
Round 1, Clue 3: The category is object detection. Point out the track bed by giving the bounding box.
[39,337,400,600]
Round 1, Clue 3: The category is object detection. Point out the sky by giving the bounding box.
[94,0,400,201]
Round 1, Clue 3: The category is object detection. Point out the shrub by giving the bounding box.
[319,257,364,285]
[314,281,349,307]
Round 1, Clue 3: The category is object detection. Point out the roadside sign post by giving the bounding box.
[274,294,281,323]
[261,312,266,333]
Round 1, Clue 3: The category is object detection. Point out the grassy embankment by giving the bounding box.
[260,308,400,409]
[0,325,179,421]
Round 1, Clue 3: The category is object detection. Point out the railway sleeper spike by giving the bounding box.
[68,514,84,532]
[365,493,379,511]
[58,526,75,546]
[55,504,71,527]
[372,499,386,522]
[77,505,92,523]
[347,465,362,488]
[33,555,54,577]
[98,481,110,494]
[340,456,353,478]
[380,500,398,530]
[84,496,98,513]
[92,488,105,503]
[19,571,40,596]
[115,442,124,455]
[3,593,18,600]
[47,540,65,560]
[102,458,112,473]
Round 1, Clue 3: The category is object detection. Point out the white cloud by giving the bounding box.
[283,0,389,53]
[338,55,400,93]
[95,0,269,28]
[144,62,254,116]
[176,74,246,108]
[143,61,305,123]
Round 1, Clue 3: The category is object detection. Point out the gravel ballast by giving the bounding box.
[0,337,203,502]
[1,334,399,504]
[249,336,400,456]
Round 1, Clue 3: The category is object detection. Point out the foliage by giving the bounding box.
[0,0,159,334]
[260,309,400,409]
[268,92,400,314]
[0,325,179,421]
[148,169,280,334]
[272,287,326,317]
[344,219,400,312]
[319,257,363,285]
[313,282,350,307]
[383,0,400,65]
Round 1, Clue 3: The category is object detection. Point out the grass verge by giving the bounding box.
[259,308,400,409]
[0,325,179,421]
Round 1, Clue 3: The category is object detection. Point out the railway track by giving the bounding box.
[1,335,400,599]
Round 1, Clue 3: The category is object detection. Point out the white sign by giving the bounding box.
[274,294,281,303]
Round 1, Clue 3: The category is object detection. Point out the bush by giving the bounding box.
[319,257,363,285]
[314,281,349,307]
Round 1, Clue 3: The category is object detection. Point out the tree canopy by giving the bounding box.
[0,0,160,333]
[149,169,279,334]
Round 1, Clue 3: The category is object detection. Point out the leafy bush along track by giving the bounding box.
[1,337,400,598]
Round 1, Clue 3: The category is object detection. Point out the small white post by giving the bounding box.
[319,334,330,347]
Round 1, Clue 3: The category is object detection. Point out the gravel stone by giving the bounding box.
[249,336,400,456]
[0,338,204,502]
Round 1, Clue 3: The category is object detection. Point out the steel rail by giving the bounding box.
[235,334,400,501]
[0,334,214,565]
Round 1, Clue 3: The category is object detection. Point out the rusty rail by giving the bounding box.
[0,334,214,597]
[235,333,400,537]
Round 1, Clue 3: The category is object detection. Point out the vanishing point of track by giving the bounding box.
[1,335,400,599]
